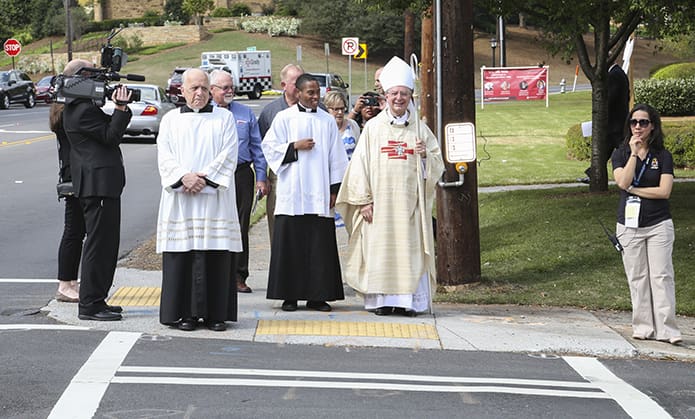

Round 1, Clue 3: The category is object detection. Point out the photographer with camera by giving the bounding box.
[61,58,132,322]
[347,91,385,129]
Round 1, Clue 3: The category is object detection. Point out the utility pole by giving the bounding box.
[65,0,73,61]
[436,0,481,284]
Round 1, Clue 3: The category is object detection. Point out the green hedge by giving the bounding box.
[566,120,695,168]
[634,78,695,116]
[651,62,695,80]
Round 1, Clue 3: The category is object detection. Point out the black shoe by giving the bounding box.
[78,310,122,321]
[374,306,393,316]
[206,320,227,332]
[306,301,332,312]
[281,300,298,312]
[577,177,590,184]
[178,318,197,331]
[106,305,123,313]
[393,307,417,317]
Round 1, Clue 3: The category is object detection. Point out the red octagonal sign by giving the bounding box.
[4,38,22,57]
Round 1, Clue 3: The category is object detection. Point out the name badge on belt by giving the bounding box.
[625,196,641,228]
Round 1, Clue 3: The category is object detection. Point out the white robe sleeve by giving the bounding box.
[157,112,189,191]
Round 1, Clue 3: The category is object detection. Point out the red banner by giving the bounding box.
[481,66,548,103]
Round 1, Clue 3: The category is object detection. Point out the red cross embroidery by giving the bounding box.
[380,140,414,160]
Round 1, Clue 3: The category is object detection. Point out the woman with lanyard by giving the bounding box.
[611,103,682,345]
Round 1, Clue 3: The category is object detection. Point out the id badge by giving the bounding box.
[625,196,641,228]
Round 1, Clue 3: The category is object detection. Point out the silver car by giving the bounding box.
[307,72,349,104]
[102,83,176,141]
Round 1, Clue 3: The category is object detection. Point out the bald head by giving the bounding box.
[63,59,93,76]
[182,68,211,110]
[280,64,304,106]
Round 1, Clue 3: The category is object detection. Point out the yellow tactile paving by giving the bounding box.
[108,286,161,307]
[256,319,439,340]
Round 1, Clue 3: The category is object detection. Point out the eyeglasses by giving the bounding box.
[327,107,346,113]
[212,85,234,91]
[630,119,651,128]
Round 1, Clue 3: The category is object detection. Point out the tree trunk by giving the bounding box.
[404,9,415,59]
[420,6,434,130]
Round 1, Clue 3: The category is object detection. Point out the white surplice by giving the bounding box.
[156,107,242,253]
[262,105,349,217]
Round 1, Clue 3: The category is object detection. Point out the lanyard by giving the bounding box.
[632,152,651,187]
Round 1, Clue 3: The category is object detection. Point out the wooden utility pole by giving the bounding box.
[420,7,435,129]
[404,9,416,59]
[436,0,481,284]
[65,0,73,61]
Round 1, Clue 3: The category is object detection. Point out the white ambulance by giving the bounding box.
[201,50,273,99]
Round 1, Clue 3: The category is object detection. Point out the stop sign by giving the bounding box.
[4,38,21,57]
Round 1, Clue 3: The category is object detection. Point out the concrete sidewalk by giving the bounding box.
[45,217,695,361]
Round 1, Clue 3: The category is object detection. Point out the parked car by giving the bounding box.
[307,72,349,104]
[166,67,189,106]
[102,83,176,141]
[0,70,36,109]
[35,75,54,104]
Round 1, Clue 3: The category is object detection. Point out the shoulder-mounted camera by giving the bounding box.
[53,26,145,107]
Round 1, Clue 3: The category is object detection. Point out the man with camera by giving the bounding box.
[61,58,132,321]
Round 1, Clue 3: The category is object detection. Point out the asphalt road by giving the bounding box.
[1,98,694,419]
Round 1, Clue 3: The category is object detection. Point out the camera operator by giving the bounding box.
[347,91,385,129]
[61,58,132,322]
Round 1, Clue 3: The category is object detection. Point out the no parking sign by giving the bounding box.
[341,37,359,56]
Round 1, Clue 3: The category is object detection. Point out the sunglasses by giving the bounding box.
[629,119,651,128]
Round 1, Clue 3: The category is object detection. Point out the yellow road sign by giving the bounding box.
[354,43,367,60]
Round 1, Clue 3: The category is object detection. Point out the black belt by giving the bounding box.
[236,161,252,172]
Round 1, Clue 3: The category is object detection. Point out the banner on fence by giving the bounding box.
[481,66,549,108]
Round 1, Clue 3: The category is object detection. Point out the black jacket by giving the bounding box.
[607,64,630,146]
[62,99,132,198]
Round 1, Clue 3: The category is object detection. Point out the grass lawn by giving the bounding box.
[436,183,695,316]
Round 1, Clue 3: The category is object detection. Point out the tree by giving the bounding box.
[486,0,695,192]
[183,0,214,26]
[165,0,191,24]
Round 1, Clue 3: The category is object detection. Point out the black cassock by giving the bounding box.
[160,250,237,324]
[266,215,344,302]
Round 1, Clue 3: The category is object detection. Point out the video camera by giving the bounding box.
[54,27,145,107]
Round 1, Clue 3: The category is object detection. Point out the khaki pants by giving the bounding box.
[617,219,681,341]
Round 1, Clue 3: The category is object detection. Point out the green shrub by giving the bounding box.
[566,120,695,168]
[211,7,234,17]
[565,123,590,160]
[663,122,695,168]
[230,3,252,16]
[651,62,695,80]
[634,78,695,116]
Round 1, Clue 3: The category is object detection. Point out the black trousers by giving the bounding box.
[234,163,254,281]
[78,196,120,315]
[58,195,85,281]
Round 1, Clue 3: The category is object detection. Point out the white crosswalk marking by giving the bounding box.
[48,332,141,419]
[564,356,673,419]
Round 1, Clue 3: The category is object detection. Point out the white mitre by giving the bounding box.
[380,56,414,92]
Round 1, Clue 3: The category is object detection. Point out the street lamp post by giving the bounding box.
[490,38,498,67]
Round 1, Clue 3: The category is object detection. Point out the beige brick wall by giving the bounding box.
[120,26,210,46]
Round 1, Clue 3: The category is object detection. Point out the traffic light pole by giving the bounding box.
[435,0,481,284]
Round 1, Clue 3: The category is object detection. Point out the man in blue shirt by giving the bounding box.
[210,70,268,293]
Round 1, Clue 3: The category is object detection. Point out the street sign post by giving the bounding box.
[353,43,368,90]
[4,38,22,70]
[342,37,359,100]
